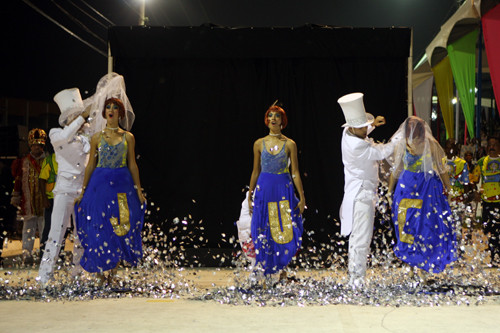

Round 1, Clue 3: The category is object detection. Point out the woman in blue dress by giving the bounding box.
[387,116,458,273]
[75,98,146,283]
[248,103,306,276]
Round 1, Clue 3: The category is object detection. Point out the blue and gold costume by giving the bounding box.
[392,150,458,273]
[251,140,303,275]
[75,134,145,273]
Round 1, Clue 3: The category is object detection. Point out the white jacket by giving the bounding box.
[339,126,395,235]
[49,116,90,194]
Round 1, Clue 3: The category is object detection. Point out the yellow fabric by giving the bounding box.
[477,156,500,202]
[39,154,58,199]
[432,56,455,140]
[469,164,480,183]
[444,157,467,197]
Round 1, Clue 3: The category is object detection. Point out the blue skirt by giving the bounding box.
[251,172,303,275]
[392,171,458,273]
[75,167,145,273]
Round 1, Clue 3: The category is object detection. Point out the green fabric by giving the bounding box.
[447,30,478,138]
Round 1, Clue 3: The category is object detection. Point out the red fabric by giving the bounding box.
[11,158,22,193]
[482,4,500,116]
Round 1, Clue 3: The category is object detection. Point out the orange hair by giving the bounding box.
[264,105,288,129]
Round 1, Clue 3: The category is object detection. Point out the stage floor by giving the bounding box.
[1,240,499,332]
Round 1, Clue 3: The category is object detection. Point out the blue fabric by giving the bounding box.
[261,141,289,174]
[392,164,458,273]
[75,167,145,273]
[251,172,303,275]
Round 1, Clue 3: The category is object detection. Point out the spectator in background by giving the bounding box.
[10,129,47,264]
[475,137,500,267]
[444,139,472,202]
[464,151,479,185]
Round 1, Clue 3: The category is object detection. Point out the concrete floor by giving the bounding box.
[1,239,499,333]
[1,296,499,333]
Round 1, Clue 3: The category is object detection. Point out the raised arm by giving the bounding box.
[288,139,306,214]
[126,132,146,204]
[50,108,89,146]
[248,139,262,214]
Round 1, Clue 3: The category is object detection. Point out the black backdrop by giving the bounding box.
[109,25,411,261]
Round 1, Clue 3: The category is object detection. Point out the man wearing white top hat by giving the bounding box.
[337,92,398,288]
[38,88,92,285]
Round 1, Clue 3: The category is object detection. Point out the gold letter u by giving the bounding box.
[268,200,294,244]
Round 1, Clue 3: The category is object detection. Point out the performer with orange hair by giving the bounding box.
[75,97,145,285]
[248,103,305,277]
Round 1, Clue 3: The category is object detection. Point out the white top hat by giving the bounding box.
[337,92,374,128]
[53,88,84,126]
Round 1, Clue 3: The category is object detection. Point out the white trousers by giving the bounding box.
[38,192,83,284]
[22,216,44,254]
[348,189,375,280]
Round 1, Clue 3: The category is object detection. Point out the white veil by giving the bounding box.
[84,72,135,134]
[386,116,448,181]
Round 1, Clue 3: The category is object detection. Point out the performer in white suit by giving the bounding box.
[338,93,398,288]
[236,191,256,267]
[38,88,91,285]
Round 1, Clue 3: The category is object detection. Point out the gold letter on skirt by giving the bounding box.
[109,193,131,236]
[268,200,294,244]
[397,198,423,245]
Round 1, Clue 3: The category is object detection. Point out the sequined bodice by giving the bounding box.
[96,134,127,169]
[261,140,289,174]
[404,150,424,173]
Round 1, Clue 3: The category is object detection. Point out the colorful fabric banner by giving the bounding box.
[447,30,478,138]
[432,56,455,139]
[482,4,500,117]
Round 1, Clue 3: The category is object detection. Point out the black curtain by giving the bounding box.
[109,26,410,255]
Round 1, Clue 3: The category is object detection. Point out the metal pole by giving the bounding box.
[139,0,146,26]
[408,29,414,117]
[108,42,113,74]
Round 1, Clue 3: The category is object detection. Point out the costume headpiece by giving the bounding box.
[337,92,374,128]
[53,88,85,127]
[28,128,47,146]
[84,72,135,133]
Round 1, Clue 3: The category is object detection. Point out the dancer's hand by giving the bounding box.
[137,189,146,204]
[74,193,84,205]
[373,116,386,127]
[296,199,306,215]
